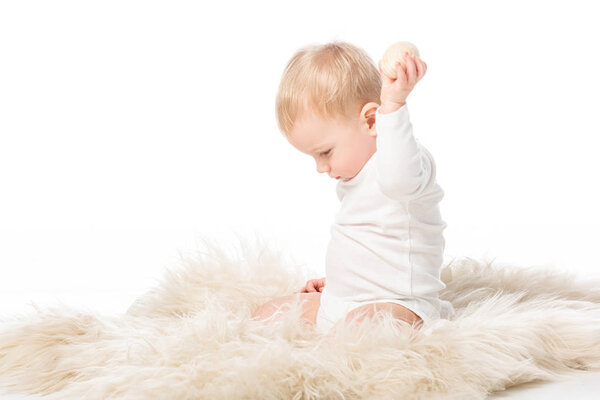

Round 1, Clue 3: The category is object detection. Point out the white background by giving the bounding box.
[1,0,599,398]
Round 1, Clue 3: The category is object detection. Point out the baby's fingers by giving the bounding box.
[297,284,309,293]
[394,60,407,85]
[414,56,427,82]
[404,53,417,86]
[306,283,318,292]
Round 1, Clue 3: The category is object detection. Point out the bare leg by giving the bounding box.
[344,302,423,328]
[251,292,321,325]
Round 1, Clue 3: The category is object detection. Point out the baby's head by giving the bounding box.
[275,41,382,182]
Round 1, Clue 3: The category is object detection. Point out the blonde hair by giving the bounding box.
[275,40,382,138]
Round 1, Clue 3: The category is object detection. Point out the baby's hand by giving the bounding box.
[377,53,427,113]
[295,277,326,293]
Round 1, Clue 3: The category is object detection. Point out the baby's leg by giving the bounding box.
[250,292,321,325]
[344,302,423,328]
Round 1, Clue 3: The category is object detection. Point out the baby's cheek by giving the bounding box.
[336,157,349,173]
[338,161,351,176]
[349,159,363,176]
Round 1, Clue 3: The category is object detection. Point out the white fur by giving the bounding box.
[1,232,600,399]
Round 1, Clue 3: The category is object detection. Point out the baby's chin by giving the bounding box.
[336,172,357,182]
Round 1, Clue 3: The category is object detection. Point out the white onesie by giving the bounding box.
[315,103,455,334]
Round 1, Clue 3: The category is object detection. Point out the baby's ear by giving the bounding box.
[367,115,377,134]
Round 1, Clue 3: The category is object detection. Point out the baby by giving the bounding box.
[251,41,454,334]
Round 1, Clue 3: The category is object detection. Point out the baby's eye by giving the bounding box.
[320,149,331,156]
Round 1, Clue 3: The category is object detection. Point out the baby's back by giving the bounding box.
[325,148,447,301]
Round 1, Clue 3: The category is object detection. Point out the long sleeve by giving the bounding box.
[375,103,433,200]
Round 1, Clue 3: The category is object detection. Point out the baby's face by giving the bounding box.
[287,106,377,182]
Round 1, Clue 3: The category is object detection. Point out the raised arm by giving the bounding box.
[375,103,433,200]
[374,51,431,200]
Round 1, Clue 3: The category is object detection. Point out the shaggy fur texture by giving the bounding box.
[1,232,600,399]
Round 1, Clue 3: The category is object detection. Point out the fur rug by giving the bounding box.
[1,232,600,399]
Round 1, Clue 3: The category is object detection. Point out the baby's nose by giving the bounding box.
[316,163,330,174]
